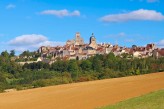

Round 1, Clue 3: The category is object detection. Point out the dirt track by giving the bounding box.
[0,72,164,109]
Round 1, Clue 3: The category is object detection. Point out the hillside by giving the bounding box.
[0,72,164,109]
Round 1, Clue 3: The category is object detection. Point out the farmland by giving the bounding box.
[100,89,164,109]
[0,72,164,109]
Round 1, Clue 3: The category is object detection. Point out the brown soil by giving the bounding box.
[0,72,164,109]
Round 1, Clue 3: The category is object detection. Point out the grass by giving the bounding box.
[100,90,164,109]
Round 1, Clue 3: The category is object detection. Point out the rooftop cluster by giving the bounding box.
[35,32,164,64]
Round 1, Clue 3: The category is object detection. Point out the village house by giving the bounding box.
[36,32,161,63]
[153,48,164,58]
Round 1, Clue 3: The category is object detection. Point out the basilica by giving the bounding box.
[38,32,107,61]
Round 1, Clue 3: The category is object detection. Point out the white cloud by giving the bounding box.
[157,39,164,48]
[101,9,164,22]
[9,34,47,46]
[6,4,16,9]
[8,34,65,52]
[40,9,80,17]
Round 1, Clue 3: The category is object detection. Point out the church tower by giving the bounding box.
[89,33,97,49]
[75,32,84,45]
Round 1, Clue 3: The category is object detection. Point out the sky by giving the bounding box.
[0,0,164,53]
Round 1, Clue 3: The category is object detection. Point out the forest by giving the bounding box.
[0,50,164,92]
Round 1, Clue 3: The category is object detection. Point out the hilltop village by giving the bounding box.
[0,33,164,93]
[36,32,163,63]
[15,32,164,65]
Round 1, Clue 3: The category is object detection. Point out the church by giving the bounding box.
[66,32,97,49]
[38,32,112,61]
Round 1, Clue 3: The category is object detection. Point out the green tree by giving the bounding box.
[10,50,15,57]
[1,50,9,58]
[51,60,68,72]
[68,60,79,73]
[80,60,92,71]
[92,57,102,72]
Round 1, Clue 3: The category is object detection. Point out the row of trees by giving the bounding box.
[23,53,164,74]
[0,50,164,92]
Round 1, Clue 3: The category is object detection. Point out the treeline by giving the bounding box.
[0,51,164,92]
[23,53,164,75]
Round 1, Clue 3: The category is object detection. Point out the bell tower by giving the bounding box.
[75,32,84,45]
[89,33,97,49]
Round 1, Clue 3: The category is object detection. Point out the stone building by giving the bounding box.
[66,32,84,45]
[75,32,84,45]
[38,46,47,53]
[37,32,160,63]
[66,40,75,45]
[89,33,97,49]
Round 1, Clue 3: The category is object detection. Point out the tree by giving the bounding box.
[1,50,9,58]
[92,57,102,72]
[68,60,79,73]
[0,72,6,82]
[10,50,15,57]
[20,50,30,57]
[121,53,129,58]
[106,52,115,60]
[80,60,92,71]
[51,60,68,72]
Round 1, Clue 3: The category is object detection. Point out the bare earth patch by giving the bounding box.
[0,72,164,109]
[4,89,16,93]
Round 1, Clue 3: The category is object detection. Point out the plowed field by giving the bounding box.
[0,72,164,109]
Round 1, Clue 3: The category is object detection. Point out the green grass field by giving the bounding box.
[100,90,164,109]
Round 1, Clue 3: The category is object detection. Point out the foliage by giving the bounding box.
[0,51,164,92]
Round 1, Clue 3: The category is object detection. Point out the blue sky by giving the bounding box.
[0,0,164,53]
